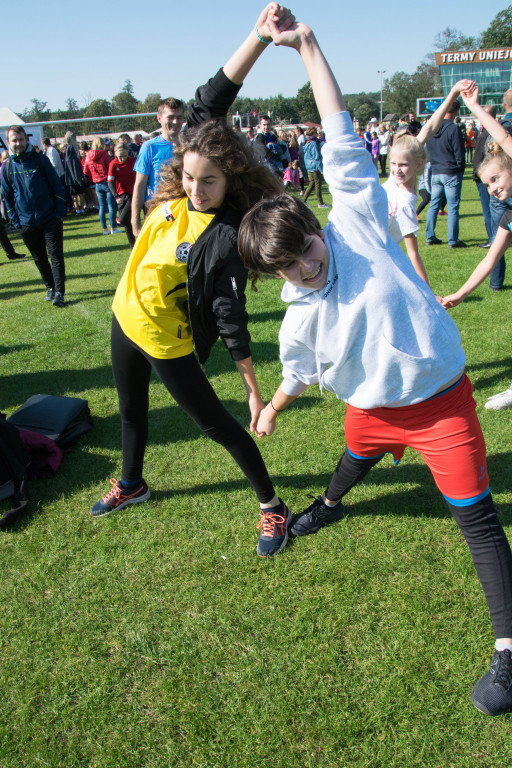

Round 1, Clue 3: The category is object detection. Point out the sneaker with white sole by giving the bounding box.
[90,478,150,517]
[471,649,512,715]
[44,288,55,301]
[485,389,512,411]
[110,228,122,234]
[257,499,291,557]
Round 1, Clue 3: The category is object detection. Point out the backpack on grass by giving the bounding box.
[7,394,93,448]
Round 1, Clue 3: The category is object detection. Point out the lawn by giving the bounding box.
[1,175,512,768]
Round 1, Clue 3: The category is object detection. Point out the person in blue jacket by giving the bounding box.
[1,125,67,306]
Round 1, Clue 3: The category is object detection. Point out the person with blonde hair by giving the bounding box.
[84,137,120,234]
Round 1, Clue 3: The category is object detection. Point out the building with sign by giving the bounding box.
[435,47,512,114]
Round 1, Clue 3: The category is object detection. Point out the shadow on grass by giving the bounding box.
[468,356,512,391]
[65,243,130,258]
[151,448,512,520]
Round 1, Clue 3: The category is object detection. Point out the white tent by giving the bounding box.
[0,108,24,128]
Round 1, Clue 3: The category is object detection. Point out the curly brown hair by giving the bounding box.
[149,120,283,216]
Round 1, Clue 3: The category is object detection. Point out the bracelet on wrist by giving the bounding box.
[254,25,272,44]
[270,398,285,413]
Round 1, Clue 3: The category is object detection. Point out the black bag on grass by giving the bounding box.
[7,394,93,448]
[0,415,29,530]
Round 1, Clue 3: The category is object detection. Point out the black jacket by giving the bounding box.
[426,119,465,175]
[181,68,249,365]
[187,202,250,365]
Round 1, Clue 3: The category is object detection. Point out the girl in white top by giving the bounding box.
[383,80,476,286]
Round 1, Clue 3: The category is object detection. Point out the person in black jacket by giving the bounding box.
[90,3,295,559]
[425,99,467,248]
[1,125,67,306]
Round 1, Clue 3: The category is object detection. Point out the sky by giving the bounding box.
[3,0,509,116]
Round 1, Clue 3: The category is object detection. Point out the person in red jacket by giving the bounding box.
[83,137,120,235]
[108,144,136,247]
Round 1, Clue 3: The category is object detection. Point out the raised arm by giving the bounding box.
[268,21,346,120]
[416,79,476,146]
[462,86,512,158]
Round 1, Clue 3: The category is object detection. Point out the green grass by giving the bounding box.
[1,178,512,767]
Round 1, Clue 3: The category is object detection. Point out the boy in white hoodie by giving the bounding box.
[238,20,512,717]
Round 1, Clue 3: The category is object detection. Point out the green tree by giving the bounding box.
[122,80,135,95]
[138,93,162,133]
[433,26,481,52]
[84,99,112,132]
[345,92,380,124]
[295,82,320,123]
[481,6,512,48]
[22,98,51,122]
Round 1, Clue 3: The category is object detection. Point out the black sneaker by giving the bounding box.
[52,291,65,307]
[471,650,512,716]
[449,241,467,249]
[7,251,25,260]
[478,242,491,249]
[290,495,345,536]
[426,237,442,245]
[44,289,55,301]
[90,478,150,517]
[257,499,291,557]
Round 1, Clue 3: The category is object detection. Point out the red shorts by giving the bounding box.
[345,374,489,505]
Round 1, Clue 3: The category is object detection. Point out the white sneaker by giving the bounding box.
[102,229,110,235]
[485,389,512,410]
[110,228,122,234]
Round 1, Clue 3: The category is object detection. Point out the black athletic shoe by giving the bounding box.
[478,242,491,249]
[449,240,467,249]
[426,237,442,245]
[257,499,291,557]
[7,251,25,260]
[471,650,512,716]
[44,289,55,301]
[52,291,65,307]
[290,495,345,536]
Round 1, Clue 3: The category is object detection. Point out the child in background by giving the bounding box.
[302,127,328,208]
[383,78,475,285]
[442,85,512,411]
[238,18,512,718]
[283,159,300,191]
[108,144,137,247]
[371,131,379,169]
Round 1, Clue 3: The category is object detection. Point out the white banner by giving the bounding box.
[0,125,43,153]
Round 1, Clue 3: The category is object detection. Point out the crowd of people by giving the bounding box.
[2,1,512,720]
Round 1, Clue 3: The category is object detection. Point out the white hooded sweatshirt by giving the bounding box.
[278,111,465,409]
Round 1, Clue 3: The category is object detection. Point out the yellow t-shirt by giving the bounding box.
[112,198,215,359]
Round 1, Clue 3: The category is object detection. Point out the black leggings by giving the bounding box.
[416,189,431,216]
[111,316,276,504]
[326,450,512,639]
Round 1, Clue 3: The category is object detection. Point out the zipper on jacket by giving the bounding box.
[231,276,238,299]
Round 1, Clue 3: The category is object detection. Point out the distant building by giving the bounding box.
[435,46,512,114]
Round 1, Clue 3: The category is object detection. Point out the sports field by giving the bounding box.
[1,175,512,767]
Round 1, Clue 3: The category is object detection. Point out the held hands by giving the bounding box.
[453,79,477,98]
[254,402,277,438]
[256,3,296,42]
[461,84,480,110]
[248,392,266,434]
[440,293,464,309]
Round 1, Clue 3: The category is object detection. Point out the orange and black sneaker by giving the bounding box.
[90,478,150,517]
[257,499,291,557]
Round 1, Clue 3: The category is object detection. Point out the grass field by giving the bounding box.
[1,174,512,768]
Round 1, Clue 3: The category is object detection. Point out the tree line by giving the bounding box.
[19,6,512,136]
